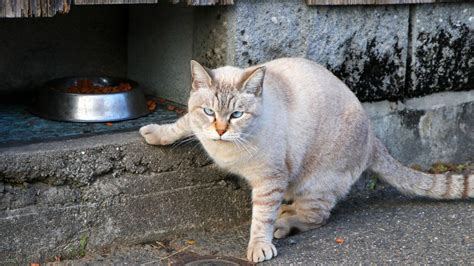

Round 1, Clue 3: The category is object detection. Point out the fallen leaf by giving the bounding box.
[185,239,196,245]
[147,100,157,111]
[105,122,113,127]
[31,263,40,266]
[335,237,344,244]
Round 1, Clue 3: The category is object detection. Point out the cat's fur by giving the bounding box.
[140,58,473,263]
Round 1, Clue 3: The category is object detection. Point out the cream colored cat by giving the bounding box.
[139,58,473,263]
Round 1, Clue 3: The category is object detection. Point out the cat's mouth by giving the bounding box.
[213,138,230,142]
[209,136,234,142]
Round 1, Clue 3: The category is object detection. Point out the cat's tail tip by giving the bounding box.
[369,138,473,200]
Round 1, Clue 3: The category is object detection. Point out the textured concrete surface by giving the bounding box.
[0,103,178,147]
[231,1,408,101]
[128,4,195,105]
[232,0,310,66]
[49,183,473,265]
[364,90,474,168]
[192,6,233,69]
[307,5,408,101]
[227,0,409,101]
[128,4,235,104]
[0,132,251,264]
[408,3,473,97]
[0,5,127,95]
[223,1,471,102]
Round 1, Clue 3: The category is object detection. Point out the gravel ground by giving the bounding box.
[51,185,473,265]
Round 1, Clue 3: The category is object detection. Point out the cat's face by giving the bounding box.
[187,61,265,143]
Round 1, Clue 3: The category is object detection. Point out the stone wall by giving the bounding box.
[1,2,470,104]
[216,0,472,102]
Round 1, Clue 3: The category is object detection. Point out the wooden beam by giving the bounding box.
[306,0,467,5]
[185,0,233,5]
[0,0,71,18]
[74,0,158,4]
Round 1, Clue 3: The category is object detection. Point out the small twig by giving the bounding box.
[155,241,167,249]
[159,245,191,261]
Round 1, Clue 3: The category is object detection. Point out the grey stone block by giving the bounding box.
[227,0,409,102]
[307,5,409,101]
[231,0,311,67]
[364,91,474,168]
[408,3,474,97]
[193,7,234,68]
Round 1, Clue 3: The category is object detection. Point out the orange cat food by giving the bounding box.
[66,79,132,94]
[147,100,157,111]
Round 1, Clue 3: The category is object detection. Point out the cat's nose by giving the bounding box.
[216,129,226,136]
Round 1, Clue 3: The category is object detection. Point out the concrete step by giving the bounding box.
[0,131,251,264]
[50,188,474,265]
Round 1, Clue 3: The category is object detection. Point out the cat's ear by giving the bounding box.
[242,66,265,97]
[190,60,212,91]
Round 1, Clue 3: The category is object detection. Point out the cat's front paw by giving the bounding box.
[139,124,174,145]
[247,241,277,263]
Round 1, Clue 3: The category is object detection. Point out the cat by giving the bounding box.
[139,57,473,263]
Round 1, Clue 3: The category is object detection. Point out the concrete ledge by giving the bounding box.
[0,133,251,263]
[0,132,212,185]
[364,90,473,167]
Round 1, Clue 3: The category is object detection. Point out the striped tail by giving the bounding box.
[369,138,473,199]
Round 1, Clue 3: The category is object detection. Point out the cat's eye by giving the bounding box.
[230,111,243,119]
[203,108,215,116]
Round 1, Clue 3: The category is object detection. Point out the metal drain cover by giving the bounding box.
[172,252,254,266]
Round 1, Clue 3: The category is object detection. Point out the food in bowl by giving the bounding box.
[65,79,132,94]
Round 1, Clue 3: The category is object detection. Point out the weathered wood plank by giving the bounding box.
[74,0,157,4]
[185,0,234,5]
[306,0,467,4]
[0,0,71,18]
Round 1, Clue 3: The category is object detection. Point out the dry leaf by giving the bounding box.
[335,237,344,244]
[185,239,196,245]
[147,100,157,111]
[105,122,113,127]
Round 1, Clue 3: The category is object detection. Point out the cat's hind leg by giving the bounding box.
[273,171,353,239]
[273,193,335,239]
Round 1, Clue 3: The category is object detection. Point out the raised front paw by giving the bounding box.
[247,241,277,263]
[139,124,174,145]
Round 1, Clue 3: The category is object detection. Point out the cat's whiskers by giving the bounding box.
[236,135,258,151]
[231,139,245,154]
[235,137,258,157]
[170,135,198,151]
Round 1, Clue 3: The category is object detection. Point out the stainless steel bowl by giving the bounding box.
[30,77,149,122]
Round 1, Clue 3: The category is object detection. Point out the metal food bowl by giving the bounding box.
[30,77,149,122]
